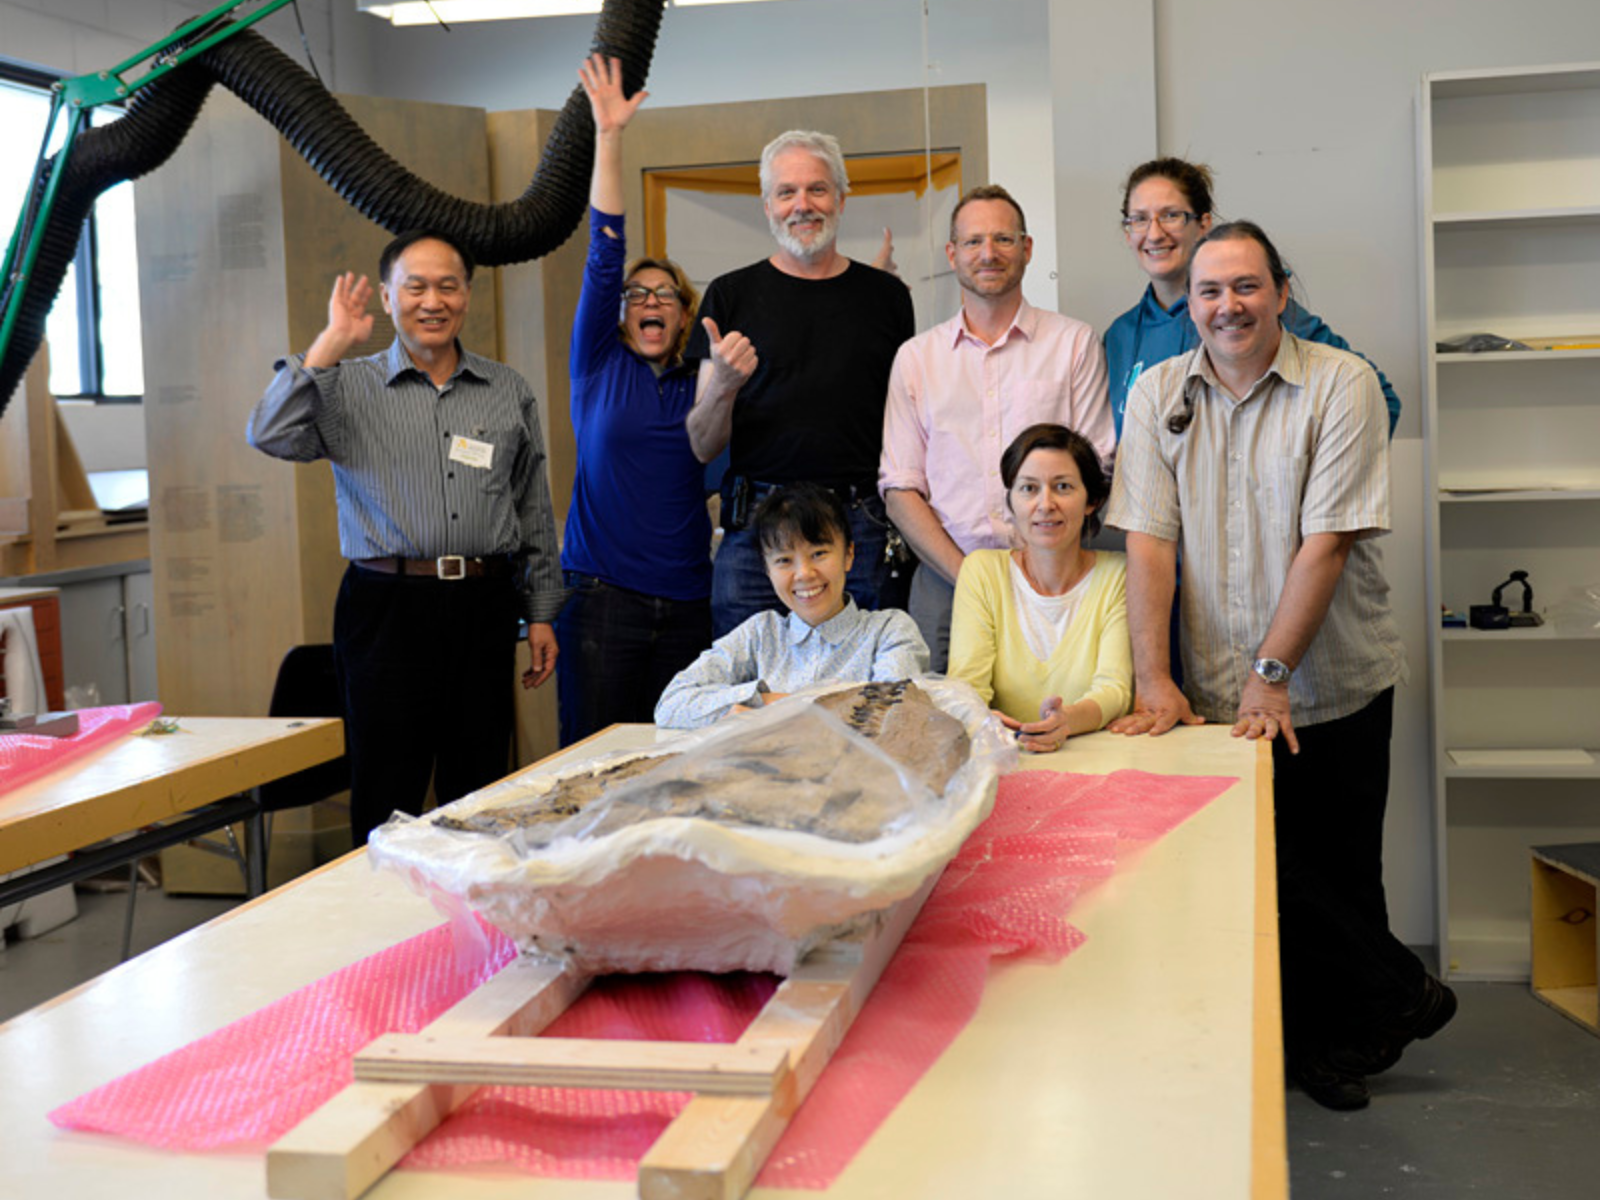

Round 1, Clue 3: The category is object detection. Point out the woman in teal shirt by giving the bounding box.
[1103,157,1401,439]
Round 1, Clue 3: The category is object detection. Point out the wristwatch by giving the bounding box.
[1251,657,1292,685]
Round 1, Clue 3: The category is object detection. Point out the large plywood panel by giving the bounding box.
[140,89,498,716]
[138,89,295,716]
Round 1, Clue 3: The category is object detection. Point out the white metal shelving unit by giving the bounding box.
[1419,62,1600,981]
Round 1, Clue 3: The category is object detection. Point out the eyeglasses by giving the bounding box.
[953,232,1026,252]
[622,284,681,306]
[1121,210,1197,234]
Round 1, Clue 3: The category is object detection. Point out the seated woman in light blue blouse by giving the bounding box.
[655,484,929,729]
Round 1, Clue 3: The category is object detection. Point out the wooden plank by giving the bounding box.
[636,876,937,1200]
[354,1033,789,1095]
[267,956,589,1200]
[1531,983,1599,1035]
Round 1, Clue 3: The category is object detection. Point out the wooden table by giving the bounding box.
[0,716,345,907]
[0,723,1281,1199]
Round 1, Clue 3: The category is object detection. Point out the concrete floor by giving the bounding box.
[4,886,1599,1196]
[1287,979,1600,1199]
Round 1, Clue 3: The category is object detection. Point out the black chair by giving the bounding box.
[257,643,350,864]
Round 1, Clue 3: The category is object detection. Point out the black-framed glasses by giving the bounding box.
[622,284,681,306]
[1121,210,1197,234]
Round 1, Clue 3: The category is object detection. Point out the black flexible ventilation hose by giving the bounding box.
[0,0,665,414]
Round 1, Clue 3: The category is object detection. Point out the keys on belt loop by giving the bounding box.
[436,555,466,580]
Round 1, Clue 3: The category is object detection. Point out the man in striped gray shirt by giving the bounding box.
[1104,222,1452,1111]
[249,230,565,845]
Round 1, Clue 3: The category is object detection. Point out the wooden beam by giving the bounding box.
[354,1034,790,1095]
[266,956,589,1200]
[636,875,937,1200]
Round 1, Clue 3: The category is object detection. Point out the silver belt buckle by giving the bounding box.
[436,555,467,580]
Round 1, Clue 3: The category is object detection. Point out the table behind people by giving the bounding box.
[247,229,565,846]
[684,129,915,639]
[879,184,1113,671]
[556,55,750,747]
[1103,155,1401,440]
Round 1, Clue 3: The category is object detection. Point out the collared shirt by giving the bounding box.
[1103,284,1402,440]
[879,298,1113,555]
[653,598,930,729]
[247,338,565,623]
[1103,333,1406,727]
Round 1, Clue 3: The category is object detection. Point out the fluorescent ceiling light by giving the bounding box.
[358,0,789,24]
[359,2,601,24]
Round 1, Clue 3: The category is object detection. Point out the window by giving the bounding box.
[1,63,143,401]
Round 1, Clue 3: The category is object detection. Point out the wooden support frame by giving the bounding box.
[266,878,935,1200]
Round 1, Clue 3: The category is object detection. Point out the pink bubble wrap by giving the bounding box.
[51,767,1234,1188]
[0,702,164,796]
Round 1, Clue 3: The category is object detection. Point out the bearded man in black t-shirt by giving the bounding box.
[684,129,915,637]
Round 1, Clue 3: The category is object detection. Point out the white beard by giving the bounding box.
[769,209,839,262]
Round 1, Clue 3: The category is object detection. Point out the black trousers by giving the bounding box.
[1272,688,1426,1055]
[333,563,518,844]
[553,572,711,747]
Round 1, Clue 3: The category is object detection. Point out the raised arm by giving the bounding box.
[248,271,369,461]
[304,272,374,368]
[578,52,646,219]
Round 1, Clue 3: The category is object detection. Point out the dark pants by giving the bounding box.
[554,573,712,747]
[1272,688,1425,1055]
[333,563,518,845]
[711,487,908,639]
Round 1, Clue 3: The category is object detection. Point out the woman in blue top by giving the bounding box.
[556,55,753,745]
[1103,157,1400,440]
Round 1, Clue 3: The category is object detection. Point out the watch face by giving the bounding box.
[1254,658,1290,684]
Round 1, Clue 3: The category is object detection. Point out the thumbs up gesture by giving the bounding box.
[703,317,758,390]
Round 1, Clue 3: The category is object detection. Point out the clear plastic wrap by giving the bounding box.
[370,678,1014,975]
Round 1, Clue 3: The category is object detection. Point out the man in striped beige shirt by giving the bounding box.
[1104,222,1453,1111]
[250,230,565,846]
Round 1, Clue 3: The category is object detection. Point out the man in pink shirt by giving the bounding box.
[879,184,1115,669]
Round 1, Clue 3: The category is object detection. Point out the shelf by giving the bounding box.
[1445,748,1600,778]
[1430,64,1600,100]
[1433,204,1600,231]
[1438,344,1600,364]
[1441,626,1600,642]
[1439,485,1600,503]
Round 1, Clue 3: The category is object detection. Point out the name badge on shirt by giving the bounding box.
[449,436,494,469]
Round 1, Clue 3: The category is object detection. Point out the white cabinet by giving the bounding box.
[1420,63,1600,981]
[52,565,157,707]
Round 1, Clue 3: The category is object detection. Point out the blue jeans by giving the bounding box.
[554,572,712,746]
[711,489,908,639]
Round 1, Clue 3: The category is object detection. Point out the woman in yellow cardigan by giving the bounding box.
[948,424,1132,753]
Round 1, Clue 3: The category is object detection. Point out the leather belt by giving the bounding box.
[354,555,510,580]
